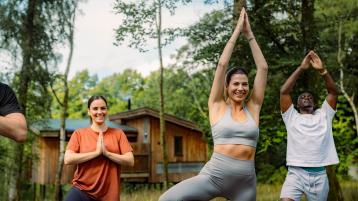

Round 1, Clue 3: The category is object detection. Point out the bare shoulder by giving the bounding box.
[245,100,260,125]
[209,100,227,125]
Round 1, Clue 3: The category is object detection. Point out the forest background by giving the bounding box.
[0,0,357,200]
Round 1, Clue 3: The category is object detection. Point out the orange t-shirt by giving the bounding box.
[66,127,133,201]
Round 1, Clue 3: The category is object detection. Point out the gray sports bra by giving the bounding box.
[211,106,259,147]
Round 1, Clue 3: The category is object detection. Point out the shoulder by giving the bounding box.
[71,127,91,137]
[108,127,125,137]
[0,82,10,89]
[0,82,15,94]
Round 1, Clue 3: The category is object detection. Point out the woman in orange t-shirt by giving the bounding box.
[64,95,134,201]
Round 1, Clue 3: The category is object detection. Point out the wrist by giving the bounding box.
[298,65,307,70]
[319,69,328,75]
[246,31,254,38]
[248,36,255,42]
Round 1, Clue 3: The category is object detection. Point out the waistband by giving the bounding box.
[301,166,325,172]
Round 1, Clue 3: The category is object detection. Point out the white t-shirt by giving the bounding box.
[282,100,339,167]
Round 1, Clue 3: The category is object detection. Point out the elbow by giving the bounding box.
[279,87,286,95]
[14,128,27,142]
[64,155,73,165]
[259,64,269,71]
[64,159,74,165]
[217,62,227,70]
[129,158,135,167]
[127,155,135,167]
[330,87,339,96]
[64,157,69,165]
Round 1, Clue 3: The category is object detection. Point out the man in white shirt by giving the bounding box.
[279,51,339,201]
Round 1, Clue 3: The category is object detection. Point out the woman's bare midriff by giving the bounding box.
[214,144,256,160]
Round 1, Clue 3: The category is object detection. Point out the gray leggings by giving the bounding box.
[159,152,256,201]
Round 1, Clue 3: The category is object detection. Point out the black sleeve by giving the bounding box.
[0,83,22,116]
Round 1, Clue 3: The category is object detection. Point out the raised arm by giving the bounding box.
[280,52,311,112]
[208,8,245,110]
[243,12,268,118]
[310,51,338,109]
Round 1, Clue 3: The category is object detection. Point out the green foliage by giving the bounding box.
[91,69,144,114]
[113,0,191,52]
[333,96,358,177]
[51,69,98,119]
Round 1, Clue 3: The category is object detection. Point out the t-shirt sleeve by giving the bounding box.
[118,130,133,154]
[321,99,336,120]
[0,83,22,116]
[281,104,296,124]
[67,130,81,153]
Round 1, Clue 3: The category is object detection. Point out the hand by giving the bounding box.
[95,131,103,156]
[299,51,312,70]
[243,11,253,39]
[309,51,324,71]
[101,131,109,157]
[235,8,245,32]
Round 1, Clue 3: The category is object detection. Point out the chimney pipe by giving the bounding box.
[127,98,131,110]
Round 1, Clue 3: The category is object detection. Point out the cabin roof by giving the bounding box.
[31,119,137,136]
[109,107,200,131]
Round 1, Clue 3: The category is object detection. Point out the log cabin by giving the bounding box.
[31,107,208,184]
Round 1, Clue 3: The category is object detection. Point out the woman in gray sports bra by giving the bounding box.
[159,7,268,201]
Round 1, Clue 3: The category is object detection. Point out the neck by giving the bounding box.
[227,99,245,111]
[91,123,108,132]
[299,107,314,114]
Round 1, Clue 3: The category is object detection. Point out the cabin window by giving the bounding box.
[174,136,183,156]
[126,133,137,142]
[143,118,149,144]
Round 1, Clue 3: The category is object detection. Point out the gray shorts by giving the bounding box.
[159,152,256,201]
[280,166,329,201]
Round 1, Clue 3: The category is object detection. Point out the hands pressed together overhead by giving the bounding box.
[236,8,254,40]
[300,50,326,74]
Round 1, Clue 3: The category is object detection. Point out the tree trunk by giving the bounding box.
[301,0,315,54]
[301,0,316,89]
[327,166,344,201]
[233,0,246,28]
[9,0,37,200]
[54,4,76,201]
[337,20,358,136]
[156,0,169,190]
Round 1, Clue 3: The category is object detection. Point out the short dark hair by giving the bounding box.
[87,95,108,109]
[225,67,248,86]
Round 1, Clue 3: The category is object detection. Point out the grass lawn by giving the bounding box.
[120,181,358,201]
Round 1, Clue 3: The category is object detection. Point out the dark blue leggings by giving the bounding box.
[64,187,97,201]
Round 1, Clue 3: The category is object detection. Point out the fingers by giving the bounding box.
[310,51,319,61]
[241,7,246,15]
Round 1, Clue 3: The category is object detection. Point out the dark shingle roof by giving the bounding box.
[31,119,137,135]
[110,107,200,131]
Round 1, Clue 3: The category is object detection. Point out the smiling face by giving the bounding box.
[297,92,315,113]
[226,73,249,102]
[88,98,108,125]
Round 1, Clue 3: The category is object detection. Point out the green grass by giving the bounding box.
[121,181,358,201]
[24,181,358,201]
